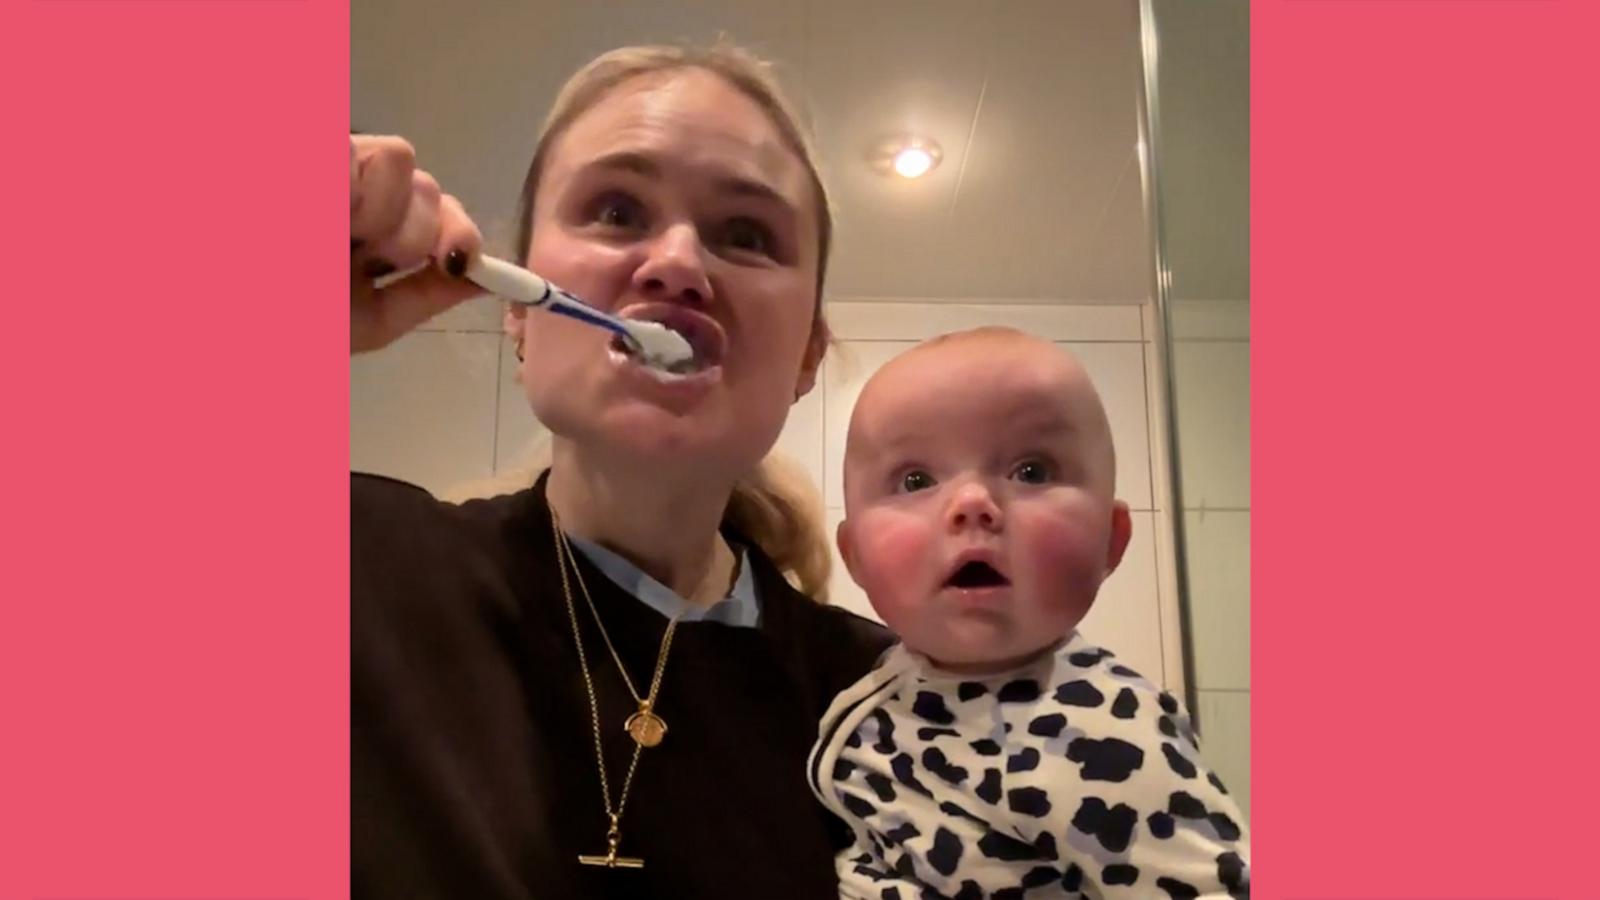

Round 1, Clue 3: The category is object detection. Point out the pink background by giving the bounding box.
[1254,0,1600,897]
[1,1,350,898]
[3,0,1597,897]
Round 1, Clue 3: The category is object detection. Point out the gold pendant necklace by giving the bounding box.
[624,702,668,748]
[553,511,680,748]
[551,506,681,869]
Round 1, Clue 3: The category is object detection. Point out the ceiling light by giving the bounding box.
[871,135,943,179]
[893,147,934,178]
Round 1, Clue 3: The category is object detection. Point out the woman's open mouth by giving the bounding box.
[611,303,726,379]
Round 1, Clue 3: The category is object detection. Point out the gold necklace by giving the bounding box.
[553,514,680,748]
[551,506,680,869]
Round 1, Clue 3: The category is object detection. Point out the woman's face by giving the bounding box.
[513,69,824,479]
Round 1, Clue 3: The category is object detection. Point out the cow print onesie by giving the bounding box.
[808,633,1250,899]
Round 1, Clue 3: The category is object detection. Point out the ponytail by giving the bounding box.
[724,451,832,602]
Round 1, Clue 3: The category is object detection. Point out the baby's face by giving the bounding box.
[838,333,1131,674]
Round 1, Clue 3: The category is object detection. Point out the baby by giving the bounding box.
[808,327,1250,899]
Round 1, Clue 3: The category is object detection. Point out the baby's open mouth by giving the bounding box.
[946,560,1010,589]
[612,304,726,376]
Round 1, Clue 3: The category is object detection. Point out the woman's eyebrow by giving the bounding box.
[583,150,796,214]
[713,174,791,211]
[585,150,661,178]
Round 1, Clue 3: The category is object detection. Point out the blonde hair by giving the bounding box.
[724,450,833,602]
[444,436,833,602]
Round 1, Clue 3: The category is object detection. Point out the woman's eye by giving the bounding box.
[722,217,774,256]
[1011,460,1053,485]
[591,193,645,230]
[898,470,936,493]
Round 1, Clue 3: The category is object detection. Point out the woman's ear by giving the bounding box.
[503,303,527,361]
[793,316,830,401]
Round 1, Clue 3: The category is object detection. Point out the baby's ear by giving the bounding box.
[1105,501,1133,575]
[835,517,862,586]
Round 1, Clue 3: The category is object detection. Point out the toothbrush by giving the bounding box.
[371,255,694,372]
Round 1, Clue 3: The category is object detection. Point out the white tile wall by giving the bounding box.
[1140,305,1189,692]
[828,302,1143,342]
[1173,340,1250,510]
[417,294,503,334]
[350,330,501,494]
[1185,510,1250,691]
[1170,300,1249,341]
[1078,511,1166,684]
[1196,689,1251,822]
[1163,325,1250,819]
[772,377,826,498]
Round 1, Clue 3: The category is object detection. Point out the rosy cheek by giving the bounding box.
[1016,512,1107,591]
[851,511,935,620]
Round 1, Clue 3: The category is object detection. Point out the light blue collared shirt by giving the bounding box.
[567,535,761,628]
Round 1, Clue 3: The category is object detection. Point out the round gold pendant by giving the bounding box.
[624,710,667,747]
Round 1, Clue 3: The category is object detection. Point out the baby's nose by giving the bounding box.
[946,481,1003,532]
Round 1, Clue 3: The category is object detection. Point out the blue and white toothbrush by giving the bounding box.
[372,255,694,372]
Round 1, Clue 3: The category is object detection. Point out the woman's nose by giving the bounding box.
[945,480,1003,533]
[632,223,712,307]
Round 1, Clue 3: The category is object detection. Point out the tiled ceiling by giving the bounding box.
[353,0,1151,305]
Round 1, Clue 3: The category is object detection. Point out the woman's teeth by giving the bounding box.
[611,330,705,377]
[662,354,700,375]
[626,320,695,371]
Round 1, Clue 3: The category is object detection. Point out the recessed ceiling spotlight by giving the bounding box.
[894,146,934,178]
[871,135,943,179]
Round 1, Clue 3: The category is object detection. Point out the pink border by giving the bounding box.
[5,0,1600,896]
[1255,0,1600,896]
[2,1,349,898]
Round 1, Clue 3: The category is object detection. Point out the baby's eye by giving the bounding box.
[898,470,936,493]
[589,192,646,231]
[1010,460,1053,485]
[721,217,775,256]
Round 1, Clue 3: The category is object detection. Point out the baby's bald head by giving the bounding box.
[843,327,1118,510]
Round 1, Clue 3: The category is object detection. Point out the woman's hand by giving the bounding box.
[351,135,484,353]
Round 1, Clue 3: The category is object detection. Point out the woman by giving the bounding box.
[350,44,890,898]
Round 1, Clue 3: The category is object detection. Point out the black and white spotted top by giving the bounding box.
[807,634,1250,899]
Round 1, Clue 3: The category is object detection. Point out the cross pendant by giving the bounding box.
[577,850,644,869]
[578,815,643,868]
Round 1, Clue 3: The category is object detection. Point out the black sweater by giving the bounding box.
[352,472,892,898]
